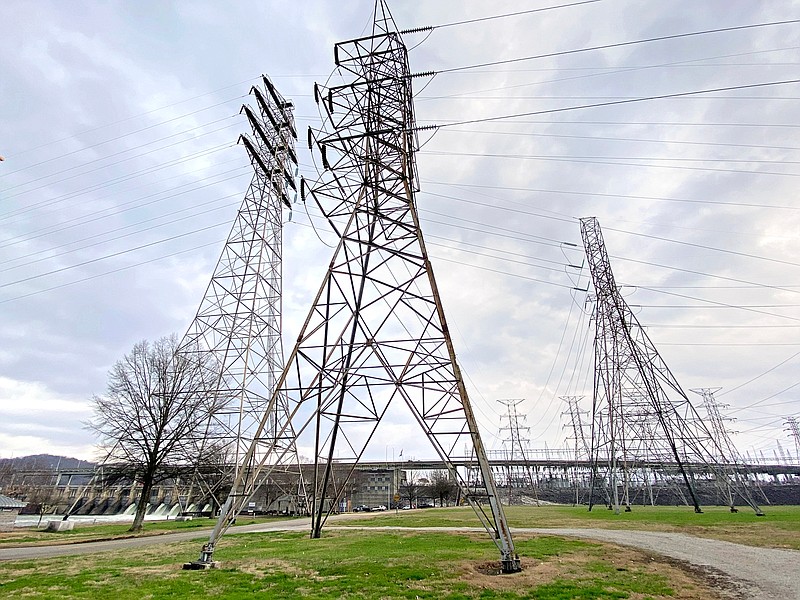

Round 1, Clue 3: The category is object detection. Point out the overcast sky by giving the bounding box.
[1,0,799,465]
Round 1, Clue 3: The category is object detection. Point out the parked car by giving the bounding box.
[372,505,387,511]
[353,505,370,512]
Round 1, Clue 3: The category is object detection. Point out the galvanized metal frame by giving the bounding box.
[580,216,763,515]
[177,75,305,522]
[189,1,520,573]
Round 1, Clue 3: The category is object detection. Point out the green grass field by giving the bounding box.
[3,504,798,550]
[0,528,720,599]
[2,505,796,597]
[346,504,800,550]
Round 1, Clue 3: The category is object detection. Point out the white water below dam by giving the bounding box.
[13,512,198,529]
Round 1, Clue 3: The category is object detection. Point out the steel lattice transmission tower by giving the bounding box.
[562,396,590,462]
[498,399,538,505]
[691,387,763,510]
[786,416,800,465]
[580,216,763,515]
[177,75,304,511]
[189,0,520,573]
[561,396,590,504]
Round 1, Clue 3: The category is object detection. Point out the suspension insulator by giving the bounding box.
[321,144,330,170]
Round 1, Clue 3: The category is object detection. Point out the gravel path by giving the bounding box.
[2,519,798,599]
[517,528,800,600]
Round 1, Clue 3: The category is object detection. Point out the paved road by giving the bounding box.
[2,521,798,599]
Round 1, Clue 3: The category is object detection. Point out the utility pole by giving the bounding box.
[580,216,763,516]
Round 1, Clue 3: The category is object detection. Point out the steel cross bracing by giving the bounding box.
[176,75,306,522]
[190,0,520,573]
[579,217,764,515]
[302,0,519,571]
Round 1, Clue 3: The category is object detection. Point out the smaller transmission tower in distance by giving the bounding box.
[561,396,590,505]
[498,399,537,505]
[785,416,800,465]
[691,388,737,461]
[561,396,590,462]
[691,388,752,511]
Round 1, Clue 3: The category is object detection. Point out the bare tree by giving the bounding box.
[399,471,421,508]
[428,470,457,507]
[88,335,224,532]
[28,487,61,527]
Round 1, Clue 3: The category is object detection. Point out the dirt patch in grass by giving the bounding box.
[122,564,183,579]
[458,538,729,599]
[233,558,315,580]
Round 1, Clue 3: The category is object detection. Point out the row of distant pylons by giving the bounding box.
[172,0,766,571]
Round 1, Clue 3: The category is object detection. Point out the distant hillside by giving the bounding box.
[0,454,96,470]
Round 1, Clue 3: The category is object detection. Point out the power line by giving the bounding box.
[604,226,800,269]
[421,187,800,276]
[419,0,603,30]
[429,78,800,129]
[719,351,800,398]
[629,287,800,323]
[0,143,237,221]
[420,45,800,99]
[3,123,240,201]
[423,180,800,212]
[0,238,227,305]
[422,149,800,166]
[437,19,800,74]
[0,194,241,274]
[0,221,231,290]
[0,164,250,251]
[437,127,800,154]
[421,149,800,178]
[433,118,800,128]
[1,94,247,169]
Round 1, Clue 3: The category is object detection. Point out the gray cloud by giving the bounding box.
[1,0,798,463]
